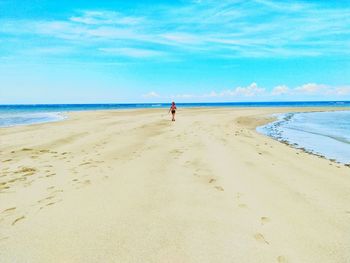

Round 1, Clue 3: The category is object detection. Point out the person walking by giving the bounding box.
[168,102,177,121]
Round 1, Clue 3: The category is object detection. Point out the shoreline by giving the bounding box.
[1,102,350,128]
[3,106,350,166]
[2,106,350,165]
[1,107,350,262]
[256,109,350,166]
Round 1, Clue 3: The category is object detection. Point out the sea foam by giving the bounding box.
[257,111,350,164]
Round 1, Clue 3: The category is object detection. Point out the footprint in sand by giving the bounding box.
[254,233,269,245]
[21,148,33,152]
[235,192,243,199]
[261,216,270,225]
[170,149,183,155]
[75,180,91,189]
[39,200,61,210]
[15,167,37,174]
[277,255,288,263]
[79,162,91,166]
[52,189,63,194]
[12,216,25,226]
[84,180,91,185]
[215,186,224,191]
[209,178,216,184]
[238,203,247,208]
[46,173,56,178]
[37,196,55,204]
[2,207,16,214]
[0,185,10,190]
[0,236,9,242]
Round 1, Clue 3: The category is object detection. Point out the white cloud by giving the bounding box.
[174,93,195,98]
[202,83,266,98]
[143,91,160,98]
[202,91,220,98]
[331,87,350,95]
[229,82,266,96]
[272,85,289,95]
[295,83,327,94]
[271,83,350,97]
[143,83,350,101]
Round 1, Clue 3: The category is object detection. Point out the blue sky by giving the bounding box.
[0,0,349,103]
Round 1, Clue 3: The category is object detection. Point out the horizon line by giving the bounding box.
[1,100,350,106]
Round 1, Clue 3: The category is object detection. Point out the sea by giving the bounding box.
[257,109,350,164]
[1,101,350,164]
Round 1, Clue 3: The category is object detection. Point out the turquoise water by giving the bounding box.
[0,101,350,127]
[257,110,350,164]
[2,102,350,164]
[1,101,349,128]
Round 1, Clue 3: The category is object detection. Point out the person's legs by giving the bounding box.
[172,112,175,121]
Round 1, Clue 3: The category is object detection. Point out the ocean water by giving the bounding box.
[257,110,350,164]
[0,111,66,128]
[0,101,350,127]
[2,102,350,163]
[0,101,349,128]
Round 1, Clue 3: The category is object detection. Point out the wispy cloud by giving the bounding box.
[270,83,350,97]
[209,83,266,97]
[22,46,75,56]
[70,11,142,25]
[1,1,349,60]
[271,85,289,96]
[294,83,327,94]
[99,47,165,58]
[143,91,161,98]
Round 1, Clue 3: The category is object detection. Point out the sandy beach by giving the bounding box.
[1,107,350,263]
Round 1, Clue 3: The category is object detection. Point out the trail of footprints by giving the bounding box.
[1,148,69,193]
[234,192,287,262]
[1,147,108,230]
[0,184,64,230]
[171,128,288,262]
[3,143,288,261]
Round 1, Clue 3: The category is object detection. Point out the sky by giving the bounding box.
[0,0,349,104]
